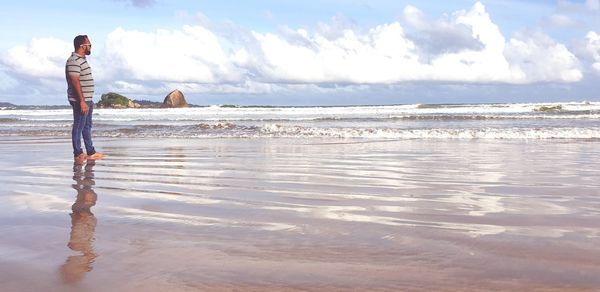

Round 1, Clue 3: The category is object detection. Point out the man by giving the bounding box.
[66,35,103,163]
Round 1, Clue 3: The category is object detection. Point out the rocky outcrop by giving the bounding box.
[128,100,142,108]
[162,90,188,108]
[534,105,562,112]
[97,92,140,108]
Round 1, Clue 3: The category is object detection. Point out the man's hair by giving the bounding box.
[73,35,88,49]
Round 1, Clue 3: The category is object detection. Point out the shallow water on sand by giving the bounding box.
[0,137,599,291]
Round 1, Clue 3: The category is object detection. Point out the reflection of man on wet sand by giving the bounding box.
[60,161,98,284]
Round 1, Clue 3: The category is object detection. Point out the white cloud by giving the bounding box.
[109,80,148,93]
[545,14,578,27]
[552,0,600,42]
[99,26,242,83]
[585,31,600,73]
[425,1,512,82]
[316,14,358,41]
[0,1,589,100]
[505,31,582,82]
[250,23,421,83]
[586,0,600,10]
[558,0,599,12]
[165,80,278,95]
[175,11,211,27]
[401,4,484,56]
[247,1,580,84]
[1,38,71,79]
[0,67,18,90]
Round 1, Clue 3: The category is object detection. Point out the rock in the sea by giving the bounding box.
[534,105,562,112]
[163,89,188,108]
[127,100,141,108]
[98,92,135,108]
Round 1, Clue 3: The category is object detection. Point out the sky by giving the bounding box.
[0,0,599,105]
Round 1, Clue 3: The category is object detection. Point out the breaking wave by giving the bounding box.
[2,123,599,139]
[1,101,599,139]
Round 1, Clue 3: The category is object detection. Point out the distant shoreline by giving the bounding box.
[2,100,598,110]
[0,101,202,110]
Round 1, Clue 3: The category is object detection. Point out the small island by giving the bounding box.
[96,89,191,108]
[97,92,140,108]
[0,102,16,108]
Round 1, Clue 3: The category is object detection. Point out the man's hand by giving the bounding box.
[67,74,88,114]
[80,101,89,114]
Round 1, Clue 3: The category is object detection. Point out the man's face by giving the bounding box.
[81,38,92,56]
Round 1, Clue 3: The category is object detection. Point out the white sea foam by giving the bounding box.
[259,125,600,139]
[1,102,599,139]
[2,102,599,120]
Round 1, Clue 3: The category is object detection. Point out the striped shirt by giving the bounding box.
[65,53,94,102]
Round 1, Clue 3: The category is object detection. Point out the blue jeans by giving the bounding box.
[70,100,96,157]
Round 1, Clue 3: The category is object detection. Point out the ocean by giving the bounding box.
[1,101,599,139]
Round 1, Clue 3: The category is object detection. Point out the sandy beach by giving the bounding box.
[1,136,599,291]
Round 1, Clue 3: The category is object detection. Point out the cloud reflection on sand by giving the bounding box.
[107,206,296,231]
[5,138,598,239]
[1,137,600,290]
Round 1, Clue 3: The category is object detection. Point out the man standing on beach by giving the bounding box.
[66,35,103,163]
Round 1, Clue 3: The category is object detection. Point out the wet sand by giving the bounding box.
[0,137,599,291]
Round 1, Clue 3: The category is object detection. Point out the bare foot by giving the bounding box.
[87,152,105,160]
[74,153,87,164]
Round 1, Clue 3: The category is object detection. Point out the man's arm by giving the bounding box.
[68,74,88,114]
